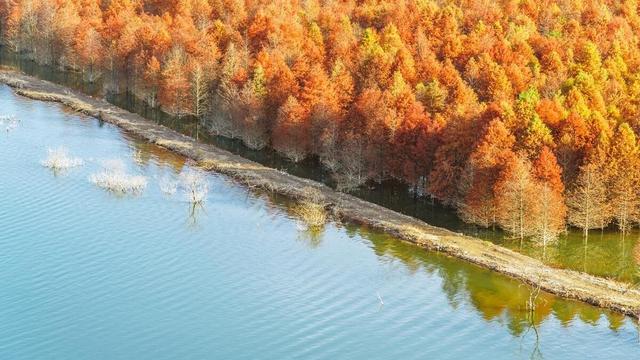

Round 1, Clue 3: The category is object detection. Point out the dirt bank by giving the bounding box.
[2,69,639,318]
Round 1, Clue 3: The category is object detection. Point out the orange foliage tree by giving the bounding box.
[4,0,640,239]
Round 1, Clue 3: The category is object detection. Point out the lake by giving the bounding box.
[1,85,639,359]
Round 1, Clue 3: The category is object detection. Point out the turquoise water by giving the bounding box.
[0,85,639,359]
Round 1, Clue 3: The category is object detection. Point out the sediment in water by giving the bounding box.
[2,69,639,318]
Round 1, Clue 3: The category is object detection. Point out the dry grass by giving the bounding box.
[0,74,26,88]
[66,98,96,114]
[400,226,442,246]
[293,187,327,229]
[16,89,59,101]
[197,158,221,171]
[89,160,147,194]
[155,138,193,150]
[15,89,97,115]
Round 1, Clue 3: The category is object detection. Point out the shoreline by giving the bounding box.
[2,69,639,318]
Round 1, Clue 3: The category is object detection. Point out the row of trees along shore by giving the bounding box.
[3,0,640,245]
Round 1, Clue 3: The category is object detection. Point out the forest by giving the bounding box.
[1,0,640,245]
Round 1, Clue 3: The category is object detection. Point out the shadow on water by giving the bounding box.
[2,46,639,284]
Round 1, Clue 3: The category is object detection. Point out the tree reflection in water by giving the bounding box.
[187,202,206,229]
[339,223,630,336]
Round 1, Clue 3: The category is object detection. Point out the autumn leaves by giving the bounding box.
[459,119,566,245]
[3,0,640,244]
[460,113,640,245]
[567,124,640,238]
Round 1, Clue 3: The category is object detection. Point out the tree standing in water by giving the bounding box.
[459,119,515,228]
[532,147,567,253]
[607,123,640,234]
[494,154,538,245]
[566,162,610,239]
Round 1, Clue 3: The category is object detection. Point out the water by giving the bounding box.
[1,84,639,358]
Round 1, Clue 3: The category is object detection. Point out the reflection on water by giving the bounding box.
[344,225,629,336]
[186,202,207,228]
[127,135,188,172]
[504,231,640,283]
[0,47,639,285]
[270,191,632,336]
[1,86,639,358]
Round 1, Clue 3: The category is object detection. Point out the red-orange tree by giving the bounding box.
[3,0,640,237]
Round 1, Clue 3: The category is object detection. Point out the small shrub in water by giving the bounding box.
[0,115,19,133]
[90,159,147,194]
[159,176,178,195]
[179,169,209,204]
[41,147,83,171]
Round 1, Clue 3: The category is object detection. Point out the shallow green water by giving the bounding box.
[1,84,640,358]
[0,48,639,284]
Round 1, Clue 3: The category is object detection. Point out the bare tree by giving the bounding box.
[190,63,209,119]
[495,156,538,243]
[533,181,565,253]
[566,163,610,239]
[610,175,640,234]
[82,27,103,82]
[335,135,367,192]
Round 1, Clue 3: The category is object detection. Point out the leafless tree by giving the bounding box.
[567,163,610,239]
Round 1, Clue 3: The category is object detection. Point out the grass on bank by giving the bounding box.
[293,187,328,229]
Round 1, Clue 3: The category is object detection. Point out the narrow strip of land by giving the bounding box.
[2,69,639,318]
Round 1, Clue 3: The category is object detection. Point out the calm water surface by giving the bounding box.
[0,83,639,359]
